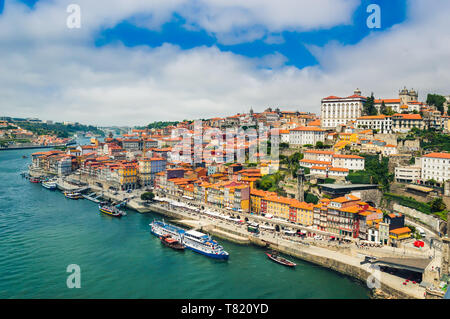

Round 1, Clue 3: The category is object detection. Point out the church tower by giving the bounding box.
[297,168,305,202]
[399,87,410,105]
[409,89,418,102]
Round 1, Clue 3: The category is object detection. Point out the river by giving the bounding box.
[0,148,370,298]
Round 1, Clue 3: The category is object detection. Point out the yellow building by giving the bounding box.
[291,201,314,226]
[389,227,412,241]
[265,196,291,220]
[118,163,138,190]
[250,189,277,214]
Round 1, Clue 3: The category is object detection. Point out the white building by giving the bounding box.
[289,127,326,146]
[382,144,398,156]
[374,99,401,113]
[303,150,335,162]
[310,166,349,178]
[421,153,450,183]
[279,130,290,143]
[391,113,424,133]
[332,154,365,171]
[356,115,392,133]
[321,89,366,129]
[395,165,421,183]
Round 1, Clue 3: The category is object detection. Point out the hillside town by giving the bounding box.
[23,88,450,299]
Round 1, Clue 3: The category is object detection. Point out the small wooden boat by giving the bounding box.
[160,234,185,250]
[266,252,296,267]
[64,191,83,199]
[29,177,41,183]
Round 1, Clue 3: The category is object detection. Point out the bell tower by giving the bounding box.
[297,168,305,202]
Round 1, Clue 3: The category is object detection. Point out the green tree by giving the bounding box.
[429,198,446,212]
[141,192,155,202]
[380,101,387,115]
[279,142,289,149]
[305,193,319,204]
[426,94,446,114]
[363,93,378,116]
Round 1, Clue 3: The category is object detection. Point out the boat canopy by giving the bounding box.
[185,229,209,239]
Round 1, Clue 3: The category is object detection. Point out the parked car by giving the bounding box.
[414,240,425,248]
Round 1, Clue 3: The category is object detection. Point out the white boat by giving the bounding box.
[150,220,229,260]
[42,180,57,190]
[182,229,229,260]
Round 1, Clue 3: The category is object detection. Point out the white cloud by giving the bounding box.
[178,0,359,43]
[0,0,450,126]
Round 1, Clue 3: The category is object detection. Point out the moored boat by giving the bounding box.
[64,191,83,199]
[266,252,296,267]
[150,220,185,241]
[183,229,229,260]
[160,234,185,250]
[150,220,229,260]
[98,202,124,217]
[42,180,57,190]
[29,177,41,183]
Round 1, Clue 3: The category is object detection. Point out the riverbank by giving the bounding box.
[144,199,427,299]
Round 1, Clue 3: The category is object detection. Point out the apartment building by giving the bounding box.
[331,154,365,171]
[321,89,366,129]
[391,113,424,133]
[289,126,326,146]
[355,115,392,133]
[395,165,421,183]
[421,152,450,183]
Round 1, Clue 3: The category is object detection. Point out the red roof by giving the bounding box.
[393,113,422,120]
[290,126,325,132]
[423,152,450,159]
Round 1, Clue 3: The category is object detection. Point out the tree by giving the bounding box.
[380,101,388,115]
[426,94,446,114]
[315,141,325,149]
[363,93,378,116]
[429,198,446,212]
[279,142,289,149]
[305,193,319,204]
[141,191,155,202]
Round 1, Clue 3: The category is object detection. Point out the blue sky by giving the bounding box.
[0,0,448,125]
[94,0,407,69]
[9,0,407,70]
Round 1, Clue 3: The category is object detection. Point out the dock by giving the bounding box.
[82,192,103,203]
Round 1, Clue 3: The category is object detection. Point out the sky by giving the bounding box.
[0,0,449,126]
